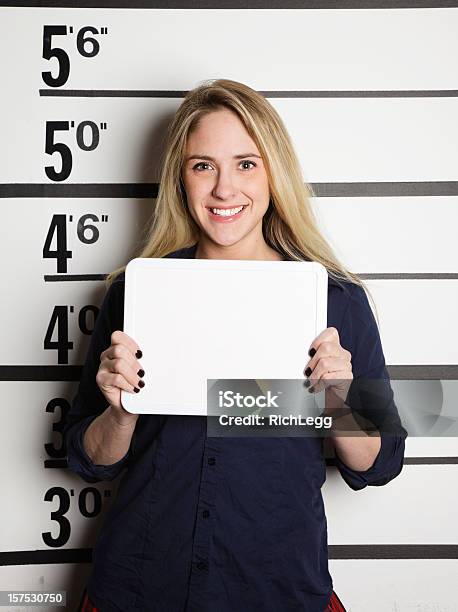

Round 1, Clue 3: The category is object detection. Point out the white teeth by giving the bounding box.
[211,206,244,217]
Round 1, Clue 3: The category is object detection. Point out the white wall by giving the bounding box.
[1,4,457,611]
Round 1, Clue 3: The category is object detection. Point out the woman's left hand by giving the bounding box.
[303,326,353,407]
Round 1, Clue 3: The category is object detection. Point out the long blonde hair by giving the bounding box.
[106,78,378,321]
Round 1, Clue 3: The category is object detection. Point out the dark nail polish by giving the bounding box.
[134,387,140,393]
[135,350,143,359]
[305,367,312,377]
[138,379,145,388]
[137,369,145,378]
[308,386,315,393]
[304,379,311,388]
[308,347,316,358]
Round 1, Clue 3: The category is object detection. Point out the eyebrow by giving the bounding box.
[185,153,262,162]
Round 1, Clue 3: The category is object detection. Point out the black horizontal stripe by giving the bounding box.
[0,365,457,381]
[0,183,157,198]
[2,182,458,198]
[327,457,458,466]
[315,181,458,197]
[3,0,458,8]
[0,365,83,381]
[402,457,458,465]
[39,88,458,98]
[387,365,458,380]
[0,548,92,566]
[359,273,458,280]
[1,544,457,566]
[42,456,458,467]
[328,544,458,560]
[45,274,107,282]
[42,273,458,282]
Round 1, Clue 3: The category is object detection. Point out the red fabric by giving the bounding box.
[325,589,347,611]
[80,588,346,611]
[80,590,99,612]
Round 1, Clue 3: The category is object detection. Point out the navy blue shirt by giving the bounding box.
[63,244,407,612]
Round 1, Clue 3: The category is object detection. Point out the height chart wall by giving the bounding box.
[1,2,457,611]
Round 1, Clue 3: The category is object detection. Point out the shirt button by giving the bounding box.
[207,457,216,465]
[196,561,208,571]
[202,510,210,518]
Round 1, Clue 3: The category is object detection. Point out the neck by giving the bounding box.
[195,236,284,261]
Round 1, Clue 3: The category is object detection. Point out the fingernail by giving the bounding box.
[138,380,145,388]
[308,386,315,393]
[137,369,145,377]
[308,348,316,358]
[135,350,143,359]
[305,367,312,377]
[304,379,311,388]
[134,387,140,393]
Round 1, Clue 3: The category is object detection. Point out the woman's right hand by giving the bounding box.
[96,330,144,425]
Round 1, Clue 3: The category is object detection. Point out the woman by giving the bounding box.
[65,79,407,612]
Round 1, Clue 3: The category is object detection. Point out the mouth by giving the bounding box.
[206,204,249,222]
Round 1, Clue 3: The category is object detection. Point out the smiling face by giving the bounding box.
[181,108,278,260]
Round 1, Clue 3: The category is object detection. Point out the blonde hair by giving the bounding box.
[106,78,378,322]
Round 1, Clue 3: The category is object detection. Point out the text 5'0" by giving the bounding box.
[45,121,108,182]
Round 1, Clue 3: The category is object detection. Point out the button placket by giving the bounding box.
[185,431,220,611]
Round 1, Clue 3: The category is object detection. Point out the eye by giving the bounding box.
[193,162,212,171]
[240,160,256,170]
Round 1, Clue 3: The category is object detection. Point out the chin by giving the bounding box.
[209,234,243,248]
[199,226,243,247]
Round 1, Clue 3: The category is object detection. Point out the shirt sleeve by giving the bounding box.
[63,277,133,483]
[333,283,408,491]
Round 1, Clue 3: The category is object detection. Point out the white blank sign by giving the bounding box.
[121,257,328,415]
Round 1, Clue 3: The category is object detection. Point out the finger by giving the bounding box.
[110,330,142,359]
[308,356,352,383]
[308,369,353,399]
[96,369,138,394]
[101,342,145,378]
[304,344,348,377]
[307,373,332,395]
[307,327,340,358]
[102,352,145,391]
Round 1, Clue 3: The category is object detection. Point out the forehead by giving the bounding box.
[186,110,258,151]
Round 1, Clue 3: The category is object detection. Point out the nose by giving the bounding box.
[212,167,237,201]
